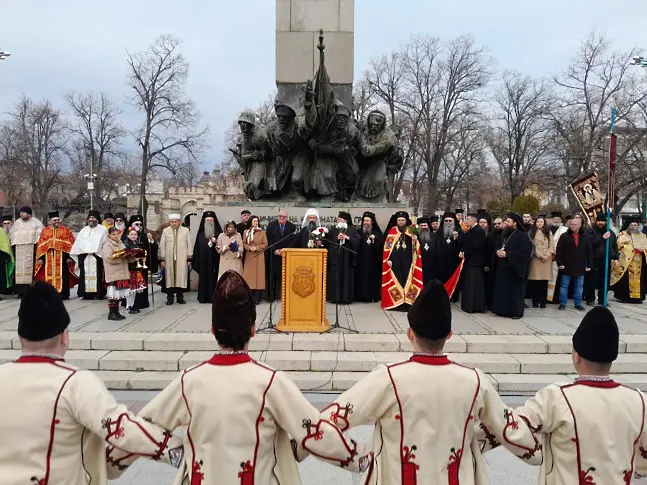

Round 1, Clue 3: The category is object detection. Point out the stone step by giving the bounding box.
[2,331,645,354]
[95,371,647,393]
[3,349,647,375]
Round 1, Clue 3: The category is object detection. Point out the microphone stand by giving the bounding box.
[323,235,358,334]
[255,227,299,333]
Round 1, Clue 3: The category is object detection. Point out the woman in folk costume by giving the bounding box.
[123,227,148,314]
[113,271,368,484]
[216,221,243,279]
[242,215,268,304]
[527,215,554,308]
[101,227,135,321]
[482,307,647,484]
[315,280,540,485]
[0,282,184,485]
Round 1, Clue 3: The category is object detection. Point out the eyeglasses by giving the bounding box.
[133,222,142,226]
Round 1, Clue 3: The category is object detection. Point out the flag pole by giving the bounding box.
[604,107,617,307]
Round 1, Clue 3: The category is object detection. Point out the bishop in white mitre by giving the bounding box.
[0,281,184,485]
[8,206,44,297]
[310,280,541,485]
[481,306,647,485]
[71,210,108,300]
[110,270,369,485]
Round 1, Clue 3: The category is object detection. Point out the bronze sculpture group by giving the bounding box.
[230,33,404,203]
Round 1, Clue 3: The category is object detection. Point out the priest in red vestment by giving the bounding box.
[381,211,423,311]
[34,211,78,300]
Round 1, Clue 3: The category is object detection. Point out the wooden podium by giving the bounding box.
[277,248,329,332]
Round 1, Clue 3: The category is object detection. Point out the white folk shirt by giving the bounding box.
[513,379,647,485]
[116,353,365,485]
[320,355,541,485]
[0,356,182,485]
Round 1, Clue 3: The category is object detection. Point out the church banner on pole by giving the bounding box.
[569,171,604,225]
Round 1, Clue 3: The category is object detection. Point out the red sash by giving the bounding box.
[381,227,423,309]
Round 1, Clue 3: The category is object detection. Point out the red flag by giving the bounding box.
[608,133,617,208]
[444,260,465,299]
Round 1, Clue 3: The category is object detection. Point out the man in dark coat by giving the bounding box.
[265,209,298,301]
[430,212,463,301]
[418,216,437,285]
[556,214,594,311]
[584,212,619,305]
[486,216,505,310]
[492,213,532,319]
[236,210,251,237]
[355,211,384,302]
[191,211,223,303]
[325,211,361,304]
[459,213,488,313]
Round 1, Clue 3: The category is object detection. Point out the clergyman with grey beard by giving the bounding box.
[418,216,437,285]
[428,212,462,299]
[191,210,223,304]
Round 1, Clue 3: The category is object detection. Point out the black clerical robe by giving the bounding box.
[325,226,361,304]
[355,227,384,302]
[419,231,437,285]
[265,219,298,300]
[430,231,461,283]
[485,231,501,310]
[192,233,221,303]
[492,229,532,318]
[460,225,487,313]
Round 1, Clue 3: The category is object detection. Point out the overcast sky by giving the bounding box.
[1,0,644,171]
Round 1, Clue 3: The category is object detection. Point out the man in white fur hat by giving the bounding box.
[159,214,192,305]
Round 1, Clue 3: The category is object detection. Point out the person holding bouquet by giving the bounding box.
[124,227,148,314]
[326,211,360,304]
[217,221,243,279]
[101,226,136,320]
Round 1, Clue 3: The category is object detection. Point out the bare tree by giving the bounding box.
[66,92,125,209]
[550,31,647,209]
[126,34,209,220]
[365,51,406,125]
[487,71,554,203]
[0,122,30,212]
[351,79,374,123]
[4,96,67,214]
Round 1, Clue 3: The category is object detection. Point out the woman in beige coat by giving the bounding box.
[216,221,243,280]
[528,216,554,308]
[243,215,268,304]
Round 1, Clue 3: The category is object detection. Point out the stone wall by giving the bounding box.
[276,0,354,108]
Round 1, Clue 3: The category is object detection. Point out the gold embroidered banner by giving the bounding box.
[569,172,604,225]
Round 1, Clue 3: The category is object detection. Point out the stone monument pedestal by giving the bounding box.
[276,0,354,108]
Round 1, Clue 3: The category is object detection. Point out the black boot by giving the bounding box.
[108,301,126,320]
[166,296,174,305]
[176,293,186,304]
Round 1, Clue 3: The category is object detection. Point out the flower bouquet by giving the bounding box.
[336,221,348,245]
[307,226,328,248]
[408,215,420,237]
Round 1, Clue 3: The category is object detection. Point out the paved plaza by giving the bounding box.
[2,289,647,392]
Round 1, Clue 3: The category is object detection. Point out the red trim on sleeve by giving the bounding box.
[409,355,451,366]
[207,354,252,366]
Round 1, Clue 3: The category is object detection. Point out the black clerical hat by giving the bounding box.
[19,206,32,215]
[87,210,101,220]
[430,215,439,222]
[442,212,455,220]
[48,211,60,220]
[455,209,464,214]
[203,211,216,219]
[550,211,563,219]
[507,212,525,231]
[363,211,376,221]
[103,212,114,220]
[418,216,430,224]
[1,215,12,223]
[338,211,352,224]
[18,281,70,342]
[408,280,451,340]
[395,211,409,220]
[572,307,619,363]
[114,212,126,221]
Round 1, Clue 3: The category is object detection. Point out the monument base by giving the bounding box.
[196,201,410,232]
